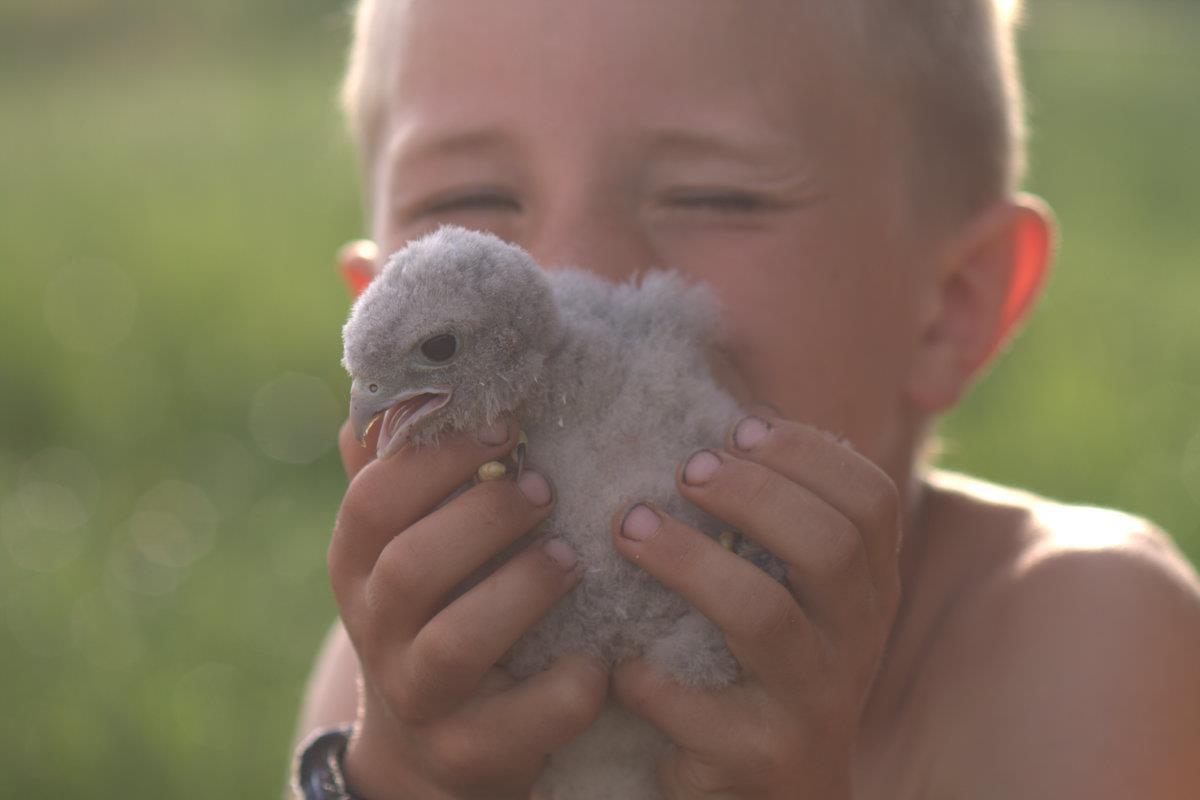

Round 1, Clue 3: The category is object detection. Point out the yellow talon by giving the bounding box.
[477,461,507,481]
[718,531,739,551]
[515,430,529,479]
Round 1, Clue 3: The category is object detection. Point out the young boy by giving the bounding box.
[294,1,1200,797]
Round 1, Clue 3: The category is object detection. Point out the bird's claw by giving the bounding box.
[474,432,528,485]
[515,430,528,480]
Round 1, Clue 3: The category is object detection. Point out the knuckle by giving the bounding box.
[474,480,512,518]
[860,468,901,529]
[736,467,777,515]
[349,629,383,681]
[375,652,423,718]
[336,484,385,542]
[411,625,477,689]
[326,534,354,597]
[469,481,529,534]
[385,665,438,722]
[671,754,736,794]
[731,741,783,786]
[817,516,863,578]
[365,545,423,611]
[742,584,802,643]
[427,723,491,781]
[549,669,606,729]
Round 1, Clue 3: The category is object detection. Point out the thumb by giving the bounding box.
[338,417,380,481]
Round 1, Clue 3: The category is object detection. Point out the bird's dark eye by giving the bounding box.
[420,333,458,363]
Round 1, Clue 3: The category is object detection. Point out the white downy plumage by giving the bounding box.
[342,224,786,799]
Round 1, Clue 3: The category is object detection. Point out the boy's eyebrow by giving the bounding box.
[387,124,798,167]
[640,126,798,164]
[387,126,517,165]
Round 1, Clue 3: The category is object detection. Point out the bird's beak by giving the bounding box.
[349,379,393,445]
[349,379,455,457]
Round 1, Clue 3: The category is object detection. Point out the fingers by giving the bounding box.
[394,537,581,719]
[612,504,815,684]
[611,658,741,754]
[676,449,877,635]
[345,468,563,721]
[723,415,903,618]
[329,418,518,590]
[360,470,555,635]
[613,658,790,793]
[426,654,608,787]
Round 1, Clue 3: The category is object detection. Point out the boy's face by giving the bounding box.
[369,0,935,466]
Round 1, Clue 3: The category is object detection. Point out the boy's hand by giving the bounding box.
[611,414,902,799]
[327,416,607,800]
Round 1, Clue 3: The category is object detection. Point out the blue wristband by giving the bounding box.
[293,725,358,800]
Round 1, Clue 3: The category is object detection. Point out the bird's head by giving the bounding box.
[342,225,561,457]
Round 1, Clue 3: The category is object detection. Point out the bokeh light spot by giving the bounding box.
[108,539,180,596]
[129,510,194,569]
[1,493,87,572]
[18,481,88,532]
[247,372,342,464]
[131,480,219,567]
[20,447,100,510]
[2,447,99,572]
[43,259,138,354]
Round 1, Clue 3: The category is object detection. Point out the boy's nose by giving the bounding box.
[526,209,659,284]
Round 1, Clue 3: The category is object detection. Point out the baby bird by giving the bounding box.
[342,225,786,799]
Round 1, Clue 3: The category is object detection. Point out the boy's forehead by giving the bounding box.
[385,0,864,122]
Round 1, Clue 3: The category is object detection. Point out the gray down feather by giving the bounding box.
[341,224,787,799]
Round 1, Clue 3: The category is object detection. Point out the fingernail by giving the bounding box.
[683,450,721,486]
[733,416,771,450]
[542,538,578,570]
[476,419,509,446]
[620,504,661,541]
[517,470,552,507]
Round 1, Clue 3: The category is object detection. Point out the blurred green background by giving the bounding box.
[1,0,1197,796]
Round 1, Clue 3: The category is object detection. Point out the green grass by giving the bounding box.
[937,1,1200,549]
[1,1,1197,796]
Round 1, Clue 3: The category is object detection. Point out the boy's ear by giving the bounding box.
[906,194,1055,413]
[337,239,381,298]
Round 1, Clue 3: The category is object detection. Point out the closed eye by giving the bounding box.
[421,193,520,215]
[667,193,775,213]
[414,191,784,219]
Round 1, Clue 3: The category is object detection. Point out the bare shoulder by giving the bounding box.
[917,470,1200,799]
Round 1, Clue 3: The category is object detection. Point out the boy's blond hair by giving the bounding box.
[853,0,1027,225]
[341,0,1026,226]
